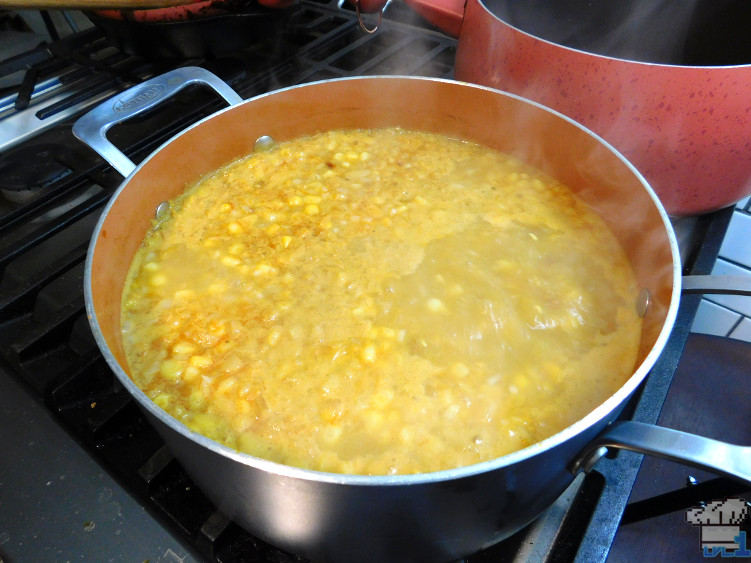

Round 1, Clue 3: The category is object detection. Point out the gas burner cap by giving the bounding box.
[0,143,74,204]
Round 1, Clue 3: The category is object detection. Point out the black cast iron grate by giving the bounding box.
[0,2,736,561]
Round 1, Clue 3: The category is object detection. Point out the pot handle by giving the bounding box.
[351,0,465,37]
[72,66,242,178]
[682,274,751,295]
[572,420,751,486]
[571,274,751,485]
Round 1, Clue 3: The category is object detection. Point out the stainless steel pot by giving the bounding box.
[75,67,751,563]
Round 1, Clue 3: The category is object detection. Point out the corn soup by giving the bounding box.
[121,128,643,475]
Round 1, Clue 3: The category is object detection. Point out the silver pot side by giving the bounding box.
[147,405,611,562]
[81,72,680,561]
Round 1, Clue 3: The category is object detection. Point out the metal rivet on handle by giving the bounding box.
[577,446,609,474]
[636,288,650,317]
[154,201,171,227]
[254,135,276,152]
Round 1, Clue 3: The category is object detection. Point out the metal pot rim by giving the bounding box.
[83,74,682,487]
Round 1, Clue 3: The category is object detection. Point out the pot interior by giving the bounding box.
[88,77,676,403]
[485,0,751,66]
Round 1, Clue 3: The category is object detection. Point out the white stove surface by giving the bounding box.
[690,198,751,342]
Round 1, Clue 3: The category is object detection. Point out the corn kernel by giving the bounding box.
[320,424,343,445]
[363,409,383,430]
[448,284,464,296]
[361,343,377,363]
[173,289,195,301]
[190,413,219,436]
[267,327,282,346]
[426,297,448,313]
[227,222,243,234]
[184,365,200,381]
[189,391,207,410]
[236,399,251,414]
[159,359,183,381]
[445,404,461,419]
[143,262,159,272]
[486,374,501,386]
[172,341,196,356]
[189,355,212,368]
[253,263,276,276]
[288,195,303,206]
[281,235,292,248]
[150,273,167,287]
[494,260,516,273]
[544,361,564,383]
[220,202,233,212]
[217,377,236,394]
[512,373,529,389]
[450,363,470,378]
[153,393,171,409]
[399,427,414,444]
[303,195,321,204]
[221,255,242,267]
[304,204,320,215]
[266,224,281,235]
[228,243,244,255]
[208,321,226,337]
[239,214,258,227]
[371,388,394,408]
[380,327,396,339]
[206,282,227,295]
[233,415,252,433]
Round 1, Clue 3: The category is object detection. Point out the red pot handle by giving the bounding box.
[95,0,296,22]
[351,0,465,38]
[257,0,296,8]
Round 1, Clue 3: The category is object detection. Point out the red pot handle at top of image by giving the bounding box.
[90,0,462,29]
[350,0,465,37]
[93,0,297,23]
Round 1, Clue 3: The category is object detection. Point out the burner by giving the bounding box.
[0,143,74,203]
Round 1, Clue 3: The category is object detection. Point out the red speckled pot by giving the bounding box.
[456,0,751,216]
[357,0,751,216]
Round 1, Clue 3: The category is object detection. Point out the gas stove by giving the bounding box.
[0,2,742,561]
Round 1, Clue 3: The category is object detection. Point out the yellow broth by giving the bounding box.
[121,128,642,475]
